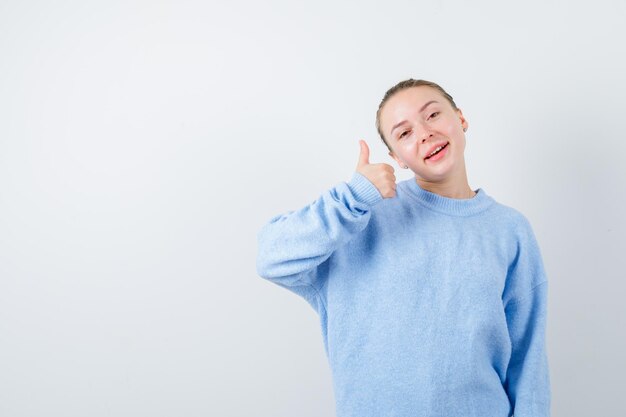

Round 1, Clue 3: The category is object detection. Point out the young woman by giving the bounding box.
[257,79,551,417]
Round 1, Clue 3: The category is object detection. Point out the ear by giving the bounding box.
[456,108,469,132]
[389,151,406,168]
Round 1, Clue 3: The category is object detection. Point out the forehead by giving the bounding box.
[380,86,446,130]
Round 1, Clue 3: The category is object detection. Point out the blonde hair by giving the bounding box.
[375,79,458,151]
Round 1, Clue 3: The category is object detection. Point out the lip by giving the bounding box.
[423,141,449,160]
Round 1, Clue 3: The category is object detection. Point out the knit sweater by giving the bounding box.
[256,172,551,417]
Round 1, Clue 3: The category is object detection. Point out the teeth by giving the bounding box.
[428,145,444,157]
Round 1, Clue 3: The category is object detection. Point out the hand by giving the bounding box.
[356,140,397,199]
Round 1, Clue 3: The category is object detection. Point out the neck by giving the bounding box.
[415,175,475,200]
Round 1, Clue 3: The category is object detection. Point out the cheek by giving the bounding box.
[441,120,457,136]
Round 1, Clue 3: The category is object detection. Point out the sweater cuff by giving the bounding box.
[347,172,383,207]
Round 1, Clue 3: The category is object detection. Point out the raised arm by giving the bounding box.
[256,141,396,294]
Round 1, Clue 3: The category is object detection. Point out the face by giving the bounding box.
[380,86,469,183]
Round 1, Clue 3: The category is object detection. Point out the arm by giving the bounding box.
[256,172,382,287]
[503,223,551,416]
[256,141,396,310]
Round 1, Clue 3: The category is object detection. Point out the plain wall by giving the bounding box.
[1,0,625,416]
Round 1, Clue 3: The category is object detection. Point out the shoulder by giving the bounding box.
[461,192,543,259]
[482,196,537,238]
[486,197,548,305]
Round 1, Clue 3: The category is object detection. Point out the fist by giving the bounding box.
[356,140,397,198]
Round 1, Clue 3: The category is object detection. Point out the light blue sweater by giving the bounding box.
[256,172,551,417]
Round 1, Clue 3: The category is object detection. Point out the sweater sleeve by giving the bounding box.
[502,221,551,416]
[256,172,382,307]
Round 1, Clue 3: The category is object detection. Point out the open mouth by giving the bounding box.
[425,142,449,160]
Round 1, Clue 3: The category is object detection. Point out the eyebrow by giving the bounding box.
[390,100,439,136]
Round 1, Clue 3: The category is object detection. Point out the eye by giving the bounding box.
[398,130,410,139]
[429,111,440,119]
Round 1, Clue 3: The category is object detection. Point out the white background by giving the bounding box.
[1,1,625,416]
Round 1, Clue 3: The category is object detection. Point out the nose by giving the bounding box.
[420,127,433,143]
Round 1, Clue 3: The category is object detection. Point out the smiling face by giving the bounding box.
[379,86,469,185]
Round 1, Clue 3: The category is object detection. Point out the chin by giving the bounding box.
[419,164,454,179]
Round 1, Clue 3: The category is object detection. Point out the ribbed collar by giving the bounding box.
[400,178,495,216]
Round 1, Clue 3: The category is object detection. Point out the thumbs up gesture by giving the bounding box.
[356,140,397,199]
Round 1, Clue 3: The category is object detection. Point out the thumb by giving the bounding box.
[357,140,370,168]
